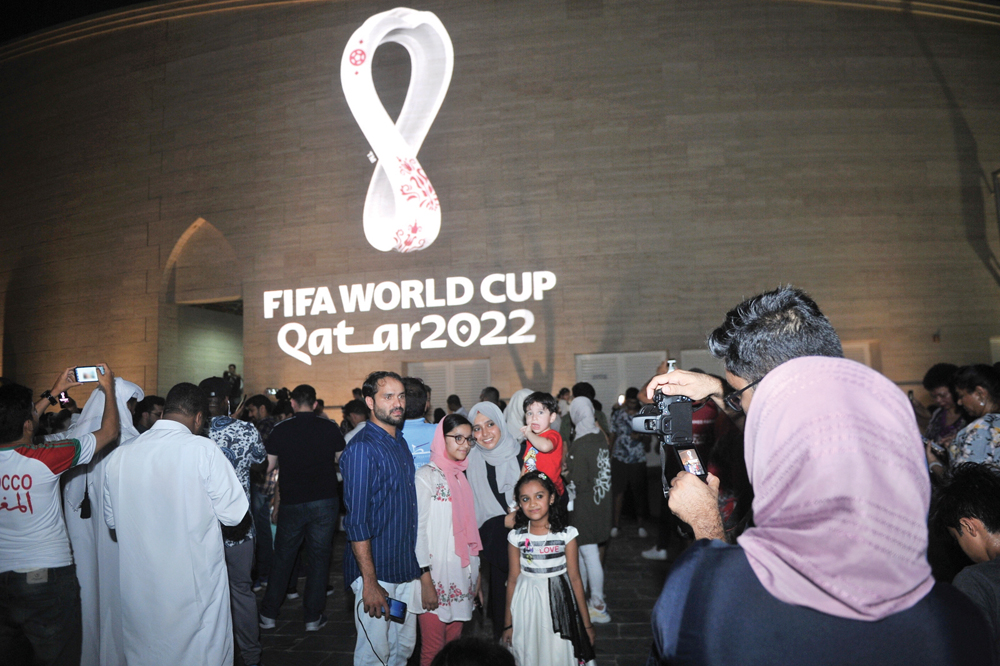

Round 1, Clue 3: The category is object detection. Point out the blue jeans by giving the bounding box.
[251,485,273,579]
[0,564,82,666]
[261,497,337,623]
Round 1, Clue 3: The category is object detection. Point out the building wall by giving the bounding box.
[1,0,999,403]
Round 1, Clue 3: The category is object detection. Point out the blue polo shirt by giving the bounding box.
[341,421,420,587]
[401,418,437,470]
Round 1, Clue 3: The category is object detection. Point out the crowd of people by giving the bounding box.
[2,285,1000,665]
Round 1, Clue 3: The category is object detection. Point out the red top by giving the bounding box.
[522,429,564,494]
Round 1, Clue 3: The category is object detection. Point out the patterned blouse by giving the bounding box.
[610,407,645,465]
[950,413,1000,467]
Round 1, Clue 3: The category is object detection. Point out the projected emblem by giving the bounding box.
[340,8,454,253]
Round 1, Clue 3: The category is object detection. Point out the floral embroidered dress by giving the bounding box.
[950,413,1000,466]
[415,462,479,622]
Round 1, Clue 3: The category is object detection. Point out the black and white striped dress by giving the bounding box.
[508,526,595,666]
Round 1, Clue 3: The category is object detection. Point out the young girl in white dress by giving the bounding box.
[415,414,483,666]
[503,471,596,666]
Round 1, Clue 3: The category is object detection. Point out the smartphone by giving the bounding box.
[676,447,708,480]
[74,366,103,382]
[58,391,70,407]
[387,597,407,623]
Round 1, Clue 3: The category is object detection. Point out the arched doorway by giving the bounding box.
[157,218,244,395]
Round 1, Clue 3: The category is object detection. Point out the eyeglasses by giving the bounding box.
[446,434,473,445]
[723,378,762,413]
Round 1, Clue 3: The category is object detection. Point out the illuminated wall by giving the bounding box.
[1,0,999,403]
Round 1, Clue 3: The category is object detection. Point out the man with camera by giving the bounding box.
[644,287,991,665]
[0,365,119,665]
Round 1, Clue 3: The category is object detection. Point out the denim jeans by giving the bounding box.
[0,564,82,666]
[260,497,337,623]
[251,485,273,580]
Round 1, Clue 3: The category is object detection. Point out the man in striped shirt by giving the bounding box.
[341,370,421,666]
[0,365,119,665]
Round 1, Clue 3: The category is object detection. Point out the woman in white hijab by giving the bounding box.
[58,378,143,666]
[466,400,522,640]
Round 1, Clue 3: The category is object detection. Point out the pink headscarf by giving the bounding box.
[430,420,483,567]
[739,356,934,621]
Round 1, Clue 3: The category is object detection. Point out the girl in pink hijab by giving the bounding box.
[650,356,992,666]
[414,414,483,665]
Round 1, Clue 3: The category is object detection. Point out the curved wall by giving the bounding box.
[1,0,999,399]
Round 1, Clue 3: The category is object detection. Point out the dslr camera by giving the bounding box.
[632,390,706,496]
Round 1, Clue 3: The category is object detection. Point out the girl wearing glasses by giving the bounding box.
[415,414,484,665]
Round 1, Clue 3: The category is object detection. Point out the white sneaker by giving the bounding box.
[609,527,619,538]
[589,603,611,624]
[638,527,649,538]
[641,546,667,561]
[258,614,276,629]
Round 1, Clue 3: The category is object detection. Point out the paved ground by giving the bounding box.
[255,518,676,666]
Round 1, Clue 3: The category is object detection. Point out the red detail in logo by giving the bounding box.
[349,49,366,66]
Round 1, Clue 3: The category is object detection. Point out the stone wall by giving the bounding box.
[1,0,999,402]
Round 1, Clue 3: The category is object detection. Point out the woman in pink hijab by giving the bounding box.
[414,414,483,665]
[649,357,991,666]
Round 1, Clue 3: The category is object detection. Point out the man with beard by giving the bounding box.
[258,384,345,632]
[341,371,421,666]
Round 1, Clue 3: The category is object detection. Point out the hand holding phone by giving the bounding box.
[387,597,407,623]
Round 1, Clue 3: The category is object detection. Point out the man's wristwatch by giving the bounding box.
[40,390,58,406]
[420,566,431,574]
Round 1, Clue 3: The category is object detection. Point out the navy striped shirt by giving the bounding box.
[341,421,421,586]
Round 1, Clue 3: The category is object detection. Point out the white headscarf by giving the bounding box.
[59,377,144,509]
[570,396,602,438]
[466,401,521,527]
[504,388,532,444]
[65,378,144,445]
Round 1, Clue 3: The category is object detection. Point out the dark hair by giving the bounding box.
[707,286,843,383]
[163,382,209,419]
[429,636,516,666]
[273,400,293,418]
[932,462,1000,534]
[624,387,639,401]
[922,363,959,392]
[290,384,317,406]
[0,383,33,444]
[557,387,571,399]
[953,365,1000,403]
[447,394,462,408]
[362,371,403,399]
[480,386,501,405]
[352,387,364,399]
[134,395,165,418]
[245,394,274,413]
[403,377,428,420]
[433,407,446,423]
[342,399,370,419]
[513,471,565,531]
[522,391,557,415]
[571,382,596,400]
[442,413,471,435]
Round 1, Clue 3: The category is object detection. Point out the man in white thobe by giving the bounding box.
[57,377,144,666]
[103,382,248,666]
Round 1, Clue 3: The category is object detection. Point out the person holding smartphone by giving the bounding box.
[0,364,119,666]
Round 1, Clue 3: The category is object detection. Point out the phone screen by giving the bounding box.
[75,366,100,383]
[387,597,406,623]
[58,391,70,406]
[678,448,706,477]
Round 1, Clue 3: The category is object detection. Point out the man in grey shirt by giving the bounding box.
[934,462,1000,663]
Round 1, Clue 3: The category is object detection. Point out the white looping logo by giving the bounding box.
[340,8,454,253]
